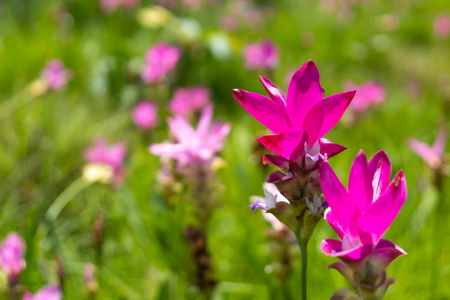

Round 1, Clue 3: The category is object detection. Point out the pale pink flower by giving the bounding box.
[434,15,450,38]
[408,128,447,170]
[132,101,159,130]
[149,105,230,167]
[181,0,203,10]
[344,81,385,112]
[243,40,279,71]
[41,60,71,91]
[0,233,26,282]
[169,86,210,117]
[141,43,181,84]
[23,284,62,300]
[84,139,127,187]
[101,0,139,11]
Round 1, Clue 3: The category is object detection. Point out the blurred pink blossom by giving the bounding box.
[141,43,181,84]
[0,233,26,282]
[149,105,230,167]
[83,263,96,283]
[169,86,210,117]
[243,40,279,71]
[132,101,159,130]
[408,128,447,170]
[23,284,62,300]
[84,139,127,187]
[101,0,139,11]
[41,60,71,91]
[344,81,385,112]
[181,0,203,10]
[434,15,450,38]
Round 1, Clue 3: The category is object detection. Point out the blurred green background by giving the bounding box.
[0,0,449,299]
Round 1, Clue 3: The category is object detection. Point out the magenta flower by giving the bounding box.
[132,101,159,130]
[84,139,127,187]
[243,40,279,71]
[169,86,210,117]
[141,43,181,84]
[23,284,62,300]
[233,60,355,169]
[319,150,407,296]
[41,60,71,91]
[434,15,450,38]
[408,128,447,170]
[344,81,385,113]
[149,105,230,167]
[0,233,26,283]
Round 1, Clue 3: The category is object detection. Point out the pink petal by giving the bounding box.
[259,76,286,108]
[432,127,448,156]
[196,105,213,139]
[319,139,348,159]
[324,208,344,239]
[407,138,442,169]
[368,150,391,201]
[232,89,291,134]
[348,150,373,213]
[321,239,373,261]
[370,239,407,274]
[262,154,290,171]
[266,170,287,183]
[320,161,354,233]
[286,60,324,127]
[358,171,407,245]
[303,90,355,143]
[300,103,324,146]
[257,128,305,160]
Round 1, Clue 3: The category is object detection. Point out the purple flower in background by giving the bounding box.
[84,139,127,187]
[408,128,447,170]
[233,60,355,169]
[319,151,407,297]
[169,86,210,117]
[344,81,385,113]
[0,233,26,283]
[23,284,62,300]
[41,60,71,91]
[132,101,159,130]
[141,43,181,84]
[149,105,230,167]
[243,40,279,71]
[434,15,450,38]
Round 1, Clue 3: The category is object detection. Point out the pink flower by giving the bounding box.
[84,139,127,187]
[169,86,210,117]
[101,0,139,11]
[23,284,62,300]
[132,101,159,129]
[0,233,26,282]
[149,105,230,167]
[233,60,355,169]
[41,60,71,91]
[243,40,279,71]
[141,43,181,84]
[344,81,385,112]
[408,128,447,170]
[320,150,406,265]
[434,15,450,38]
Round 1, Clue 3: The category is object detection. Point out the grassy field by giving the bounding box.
[0,0,449,299]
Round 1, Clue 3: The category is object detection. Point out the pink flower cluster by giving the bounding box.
[243,40,279,71]
[408,128,447,170]
[23,285,62,300]
[169,86,210,117]
[101,0,140,11]
[41,60,71,91]
[132,101,159,130]
[0,233,26,283]
[141,43,181,84]
[344,81,385,113]
[434,15,450,38]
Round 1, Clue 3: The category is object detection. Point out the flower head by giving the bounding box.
[169,86,210,117]
[243,40,279,71]
[434,15,450,38]
[233,60,354,168]
[141,43,181,84]
[149,105,230,167]
[41,60,71,91]
[101,0,139,11]
[132,101,159,130]
[84,139,127,187]
[0,233,26,282]
[23,284,62,300]
[343,81,385,113]
[319,150,406,295]
[408,128,447,170]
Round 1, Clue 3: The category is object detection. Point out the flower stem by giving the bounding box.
[296,234,308,300]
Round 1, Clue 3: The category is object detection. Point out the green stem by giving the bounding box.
[296,234,308,300]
